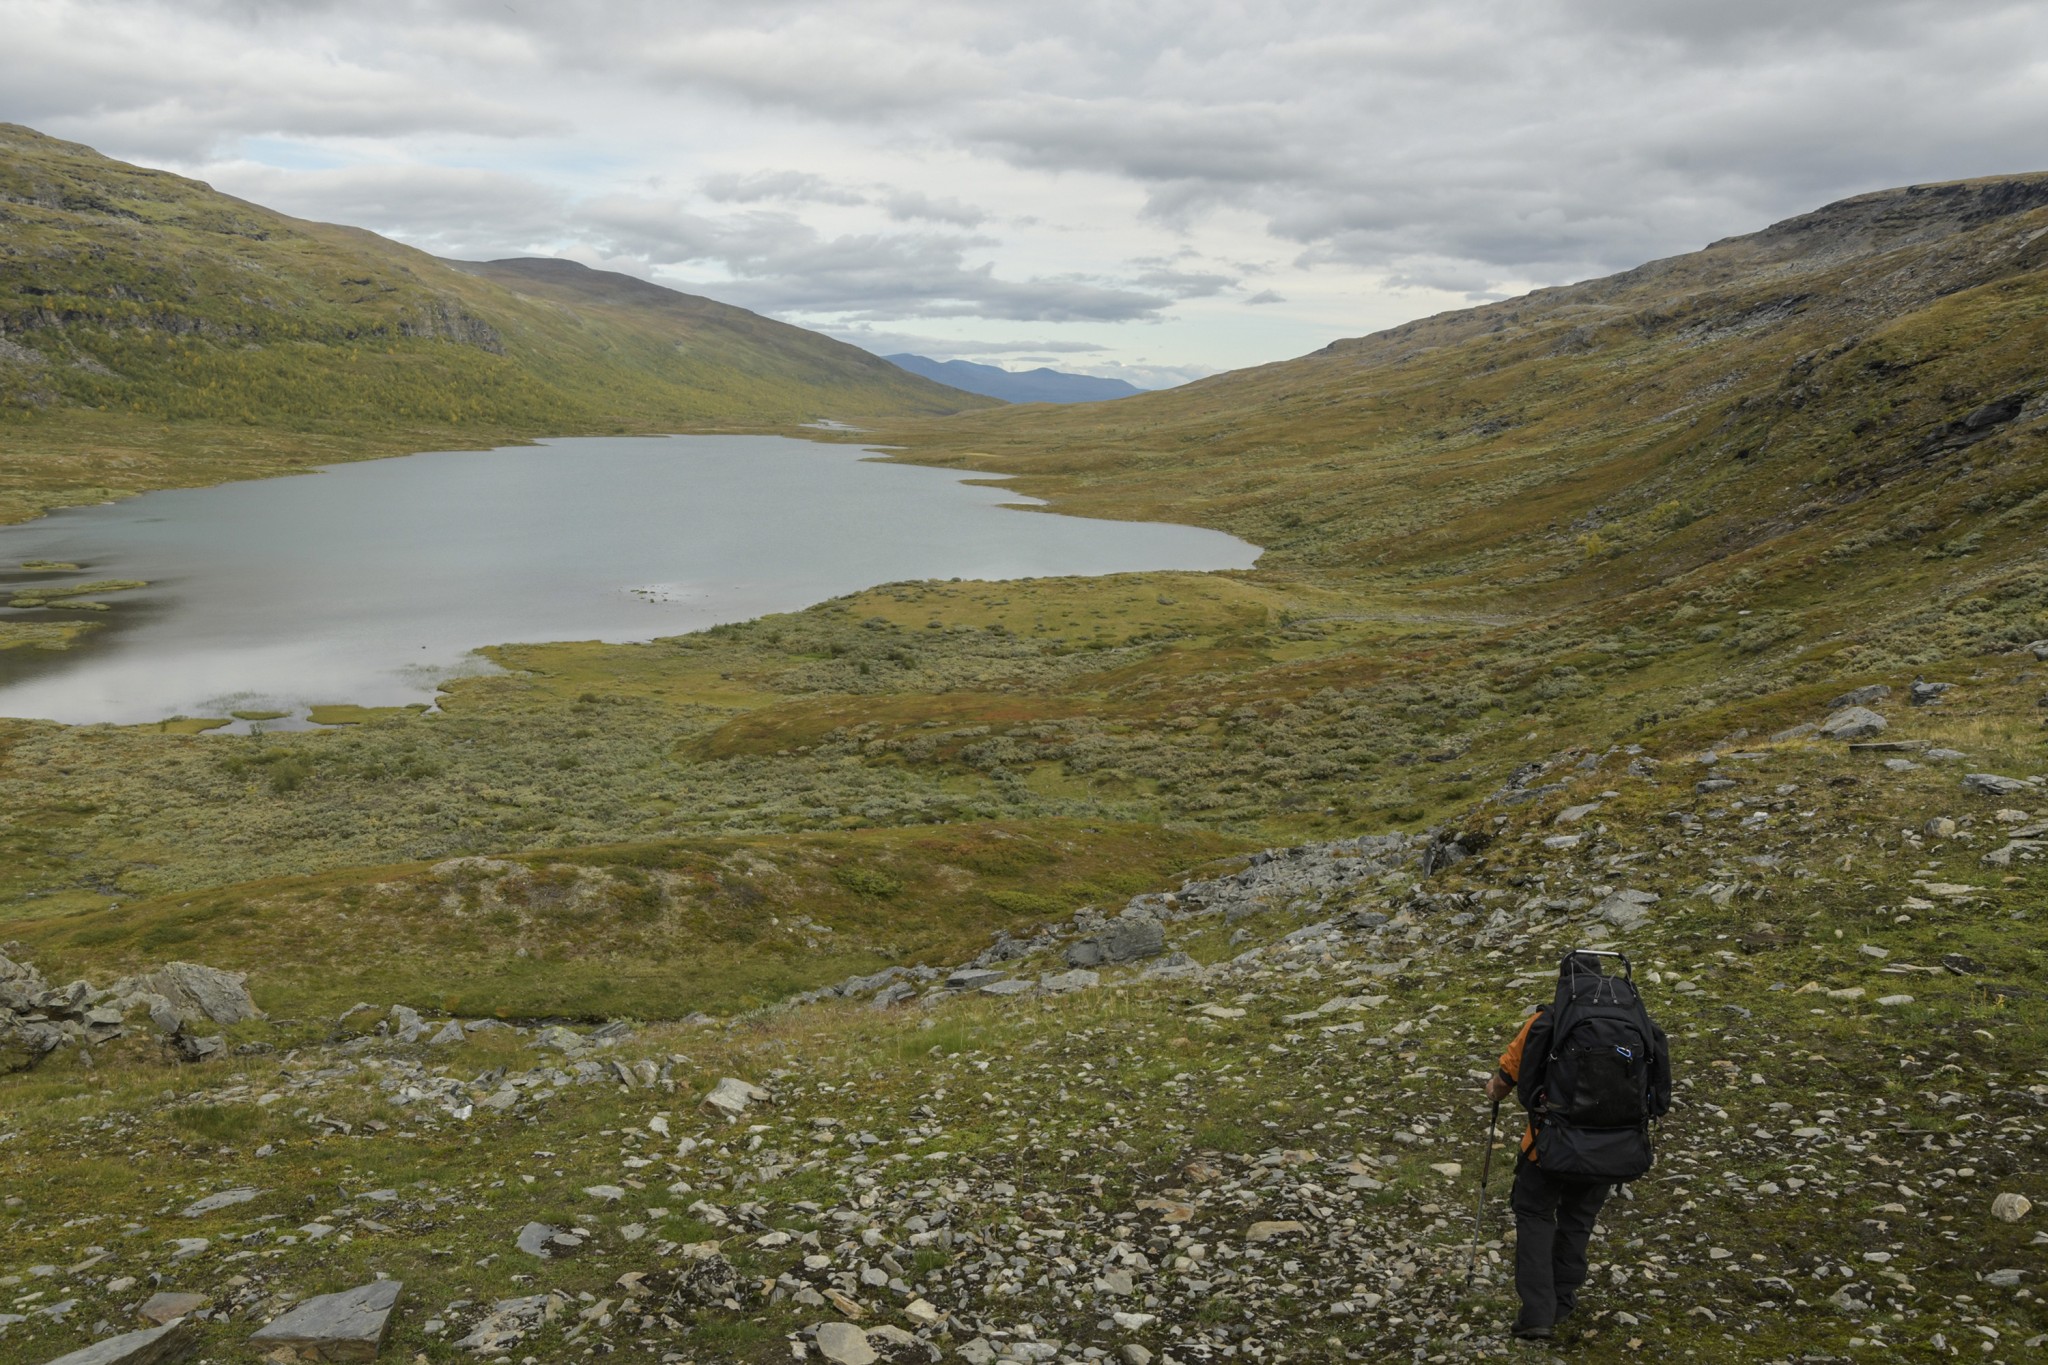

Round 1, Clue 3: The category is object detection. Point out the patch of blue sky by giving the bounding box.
[235,137,348,171]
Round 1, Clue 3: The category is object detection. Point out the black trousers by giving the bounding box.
[1510,1152,1610,1331]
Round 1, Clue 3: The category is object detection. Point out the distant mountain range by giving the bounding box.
[884,354,1146,404]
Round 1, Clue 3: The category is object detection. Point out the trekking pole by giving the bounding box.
[1464,1097,1502,1287]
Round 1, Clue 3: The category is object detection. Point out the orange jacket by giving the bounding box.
[1497,1007,1543,1157]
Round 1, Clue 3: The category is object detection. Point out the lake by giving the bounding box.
[0,434,1260,726]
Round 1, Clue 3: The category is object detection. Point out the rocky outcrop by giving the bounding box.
[0,949,258,1071]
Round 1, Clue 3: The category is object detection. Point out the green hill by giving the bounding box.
[0,123,991,524]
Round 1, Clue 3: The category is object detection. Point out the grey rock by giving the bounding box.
[1909,680,1952,706]
[870,981,917,1009]
[1695,778,1738,794]
[180,1187,261,1218]
[979,978,1036,996]
[667,1252,740,1308]
[1065,913,1165,967]
[108,963,261,1026]
[1038,969,1099,994]
[246,1279,402,1361]
[137,1292,209,1326]
[813,1321,877,1365]
[427,1020,465,1046]
[1825,684,1891,710]
[1964,772,2031,797]
[387,1005,425,1044]
[1818,706,1888,740]
[944,969,1006,990]
[172,1033,224,1063]
[1554,803,1600,825]
[1595,889,1659,930]
[514,1222,559,1258]
[1140,952,1207,982]
[702,1076,770,1118]
[139,995,186,1037]
[451,1294,550,1353]
[2030,640,2048,662]
[40,1321,198,1365]
[531,1024,587,1053]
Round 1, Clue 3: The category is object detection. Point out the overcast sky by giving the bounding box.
[5,0,2046,385]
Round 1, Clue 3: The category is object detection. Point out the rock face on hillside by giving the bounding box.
[0,948,258,1070]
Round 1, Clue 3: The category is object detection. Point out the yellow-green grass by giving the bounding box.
[7,819,1251,1021]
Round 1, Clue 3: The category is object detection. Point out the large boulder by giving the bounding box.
[1065,911,1165,967]
[702,1076,770,1119]
[1818,706,1888,740]
[111,963,262,1027]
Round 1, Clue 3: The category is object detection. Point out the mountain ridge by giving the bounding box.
[0,122,993,524]
[883,352,1148,404]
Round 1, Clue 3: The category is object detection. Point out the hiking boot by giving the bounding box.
[1513,1325,1555,1347]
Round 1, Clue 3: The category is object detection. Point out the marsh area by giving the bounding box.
[0,434,1259,727]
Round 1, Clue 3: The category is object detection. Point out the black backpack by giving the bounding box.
[1517,949,1672,1182]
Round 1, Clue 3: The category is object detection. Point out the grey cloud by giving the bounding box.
[0,4,557,160]
[6,0,2047,347]
[701,171,866,206]
[1127,267,1236,299]
[577,197,1172,323]
[633,20,999,117]
[968,96,1307,186]
[1244,290,1285,305]
[209,163,570,255]
[880,191,988,227]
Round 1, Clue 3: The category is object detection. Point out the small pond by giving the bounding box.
[0,434,1260,726]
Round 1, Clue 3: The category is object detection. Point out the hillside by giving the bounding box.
[884,354,1147,404]
[873,172,2048,611]
[0,124,992,525]
[0,168,2045,1363]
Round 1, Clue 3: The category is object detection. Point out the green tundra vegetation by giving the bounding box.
[0,132,2044,1361]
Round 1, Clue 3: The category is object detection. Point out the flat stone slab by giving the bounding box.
[813,1321,877,1365]
[180,1187,262,1217]
[137,1292,209,1325]
[42,1321,198,1365]
[247,1279,402,1362]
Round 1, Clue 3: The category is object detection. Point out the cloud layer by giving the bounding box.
[5,0,2045,376]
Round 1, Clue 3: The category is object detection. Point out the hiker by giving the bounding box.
[1484,950,1671,1343]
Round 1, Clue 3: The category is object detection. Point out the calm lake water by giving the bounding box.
[0,435,1259,726]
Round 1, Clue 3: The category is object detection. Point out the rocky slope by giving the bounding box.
[1,666,2043,1364]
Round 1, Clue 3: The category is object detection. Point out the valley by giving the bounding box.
[0,130,2044,1364]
